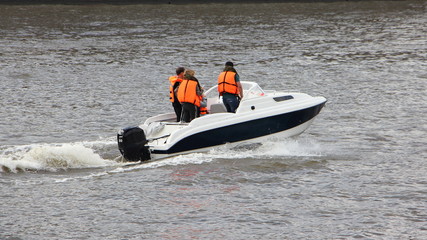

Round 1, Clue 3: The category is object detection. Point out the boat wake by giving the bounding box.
[0,140,119,173]
[0,137,324,174]
[209,137,324,162]
[114,136,325,170]
[248,137,324,158]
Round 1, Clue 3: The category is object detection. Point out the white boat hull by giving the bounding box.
[118,81,326,161]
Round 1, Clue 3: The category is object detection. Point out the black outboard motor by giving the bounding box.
[117,127,151,162]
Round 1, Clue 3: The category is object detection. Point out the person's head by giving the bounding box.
[176,67,185,76]
[223,61,236,72]
[184,69,195,79]
[225,61,234,67]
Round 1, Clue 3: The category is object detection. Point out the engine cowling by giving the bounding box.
[117,127,151,162]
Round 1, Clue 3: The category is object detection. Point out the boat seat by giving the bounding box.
[209,103,227,113]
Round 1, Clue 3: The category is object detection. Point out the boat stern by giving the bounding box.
[118,126,151,162]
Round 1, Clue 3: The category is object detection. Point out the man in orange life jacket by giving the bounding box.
[169,67,185,122]
[217,61,243,113]
[177,69,203,123]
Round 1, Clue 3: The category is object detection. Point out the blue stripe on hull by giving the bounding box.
[152,102,325,155]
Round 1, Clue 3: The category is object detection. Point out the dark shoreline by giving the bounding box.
[0,0,406,5]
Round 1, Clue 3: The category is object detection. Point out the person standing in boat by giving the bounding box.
[217,61,243,113]
[169,67,185,122]
[177,69,203,123]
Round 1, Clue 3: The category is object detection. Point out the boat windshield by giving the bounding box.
[241,82,265,99]
[204,81,265,100]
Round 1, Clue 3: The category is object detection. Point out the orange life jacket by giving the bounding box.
[177,79,200,107]
[169,75,183,102]
[217,71,238,95]
[199,95,207,115]
[200,107,208,115]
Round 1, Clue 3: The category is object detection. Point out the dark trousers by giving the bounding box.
[223,95,240,113]
[172,101,182,122]
[181,102,197,123]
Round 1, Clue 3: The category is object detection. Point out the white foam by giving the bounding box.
[256,138,324,157]
[0,142,117,173]
[0,137,325,174]
[110,152,215,173]
[207,138,324,159]
[122,138,325,172]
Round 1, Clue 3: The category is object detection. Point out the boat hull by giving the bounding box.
[118,81,327,162]
[151,102,325,157]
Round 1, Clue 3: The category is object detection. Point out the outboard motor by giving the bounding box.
[117,127,151,162]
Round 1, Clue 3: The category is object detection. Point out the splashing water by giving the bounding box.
[0,136,326,174]
[209,137,326,159]
[0,143,118,173]
[106,137,319,174]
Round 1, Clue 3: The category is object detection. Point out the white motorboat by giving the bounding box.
[117,81,326,162]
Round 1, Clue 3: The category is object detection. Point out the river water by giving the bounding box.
[1,1,426,239]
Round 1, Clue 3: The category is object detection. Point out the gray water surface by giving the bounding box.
[1,1,426,239]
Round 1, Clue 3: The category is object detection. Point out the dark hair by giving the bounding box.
[225,61,234,67]
[176,67,185,75]
[223,65,237,73]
